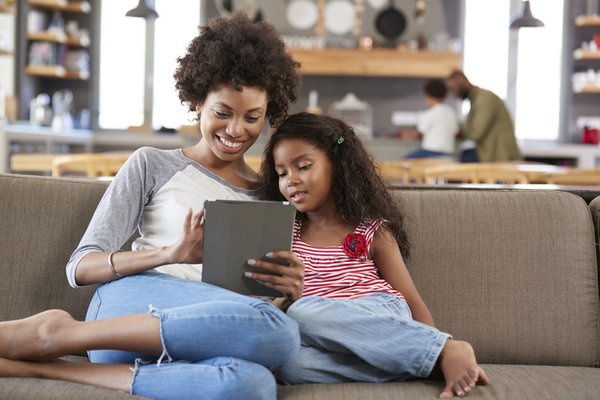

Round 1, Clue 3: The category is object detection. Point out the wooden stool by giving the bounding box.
[423,163,529,184]
[542,168,600,185]
[10,153,59,174]
[52,152,133,178]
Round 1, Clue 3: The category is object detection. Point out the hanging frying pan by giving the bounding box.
[375,0,406,43]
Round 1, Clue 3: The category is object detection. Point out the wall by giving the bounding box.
[204,0,464,137]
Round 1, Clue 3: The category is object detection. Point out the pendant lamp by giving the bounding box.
[126,0,159,19]
[510,1,544,29]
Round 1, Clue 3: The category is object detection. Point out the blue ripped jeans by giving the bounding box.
[85,271,300,400]
[276,293,450,384]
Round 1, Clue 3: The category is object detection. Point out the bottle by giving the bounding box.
[305,90,322,115]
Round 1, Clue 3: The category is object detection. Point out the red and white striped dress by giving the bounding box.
[293,219,405,300]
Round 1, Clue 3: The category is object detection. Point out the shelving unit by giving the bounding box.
[572,13,600,97]
[24,64,89,79]
[568,4,600,144]
[27,31,90,47]
[14,0,95,126]
[27,0,91,13]
[288,49,461,78]
[576,85,600,93]
[575,15,600,26]
[25,0,91,81]
[573,48,600,59]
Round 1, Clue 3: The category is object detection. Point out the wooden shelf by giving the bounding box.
[287,49,462,78]
[0,49,13,56]
[25,64,89,80]
[28,0,91,13]
[0,5,15,13]
[575,85,600,94]
[574,49,600,60]
[575,15,600,26]
[27,30,67,43]
[27,31,90,47]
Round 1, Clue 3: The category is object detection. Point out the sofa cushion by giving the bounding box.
[0,174,109,321]
[278,364,600,400]
[0,377,147,399]
[392,189,600,367]
[587,196,600,287]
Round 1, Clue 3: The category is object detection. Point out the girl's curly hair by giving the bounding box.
[174,13,300,127]
[258,112,410,258]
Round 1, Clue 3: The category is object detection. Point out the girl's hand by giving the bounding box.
[163,208,205,264]
[246,251,304,303]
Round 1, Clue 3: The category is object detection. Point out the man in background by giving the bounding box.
[446,70,521,162]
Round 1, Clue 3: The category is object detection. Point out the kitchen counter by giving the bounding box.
[0,124,195,173]
[518,140,600,168]
[3,124,600,173]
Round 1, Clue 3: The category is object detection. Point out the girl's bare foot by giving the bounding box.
[0,309,77,361]
[438,340,489,398]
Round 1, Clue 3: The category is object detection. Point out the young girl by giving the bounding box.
[251,112,489,398]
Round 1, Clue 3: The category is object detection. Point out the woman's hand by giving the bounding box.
[246,251,304,303]
[163,208,205,264]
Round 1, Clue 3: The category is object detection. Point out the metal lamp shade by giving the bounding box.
[510,1,544,29]
[126,0,159,19]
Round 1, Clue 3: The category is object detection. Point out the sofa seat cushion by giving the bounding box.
[0,377,148,399]
[2,364,599,399]
[278,364,600,400]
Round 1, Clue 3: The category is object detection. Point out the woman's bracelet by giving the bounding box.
[108,250,124,278]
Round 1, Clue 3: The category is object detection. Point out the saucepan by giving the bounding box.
[375,0,406,44]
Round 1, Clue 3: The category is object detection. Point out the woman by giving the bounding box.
[0,14,303,400]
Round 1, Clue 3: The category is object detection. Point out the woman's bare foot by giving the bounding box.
[0,309,77,361]
[438,340,489,398]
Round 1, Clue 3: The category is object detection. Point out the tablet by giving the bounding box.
[202,199,297,297]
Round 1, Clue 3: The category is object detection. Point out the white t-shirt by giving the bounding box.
[417,103,459,154]
[66,147,257,288]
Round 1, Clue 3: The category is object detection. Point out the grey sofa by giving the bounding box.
[0,173,599,399]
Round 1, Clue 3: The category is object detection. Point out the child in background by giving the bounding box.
[400,79,459,159]
[252,112,489,398]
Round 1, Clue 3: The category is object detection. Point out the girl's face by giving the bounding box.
[273,138,336,215]
[198,85,268,162]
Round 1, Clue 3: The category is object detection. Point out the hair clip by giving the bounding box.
[337,137,344,145]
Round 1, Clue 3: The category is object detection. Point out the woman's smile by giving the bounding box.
[216,135,246,153]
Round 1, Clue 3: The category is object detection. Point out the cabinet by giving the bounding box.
[15,0,95,126]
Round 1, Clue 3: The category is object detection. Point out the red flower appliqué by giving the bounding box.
[342,233,368,259]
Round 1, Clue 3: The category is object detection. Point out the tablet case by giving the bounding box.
[202,200,297,297]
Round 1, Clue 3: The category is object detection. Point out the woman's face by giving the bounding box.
[198,85,268,162]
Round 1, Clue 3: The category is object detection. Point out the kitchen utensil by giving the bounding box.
[375,0,406,44]
[286,0,318,30]
[214,0,261,22]
[353,0,364,36]
[366,0,387,9]
[415,0,426,24]
[324,0,356,35]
